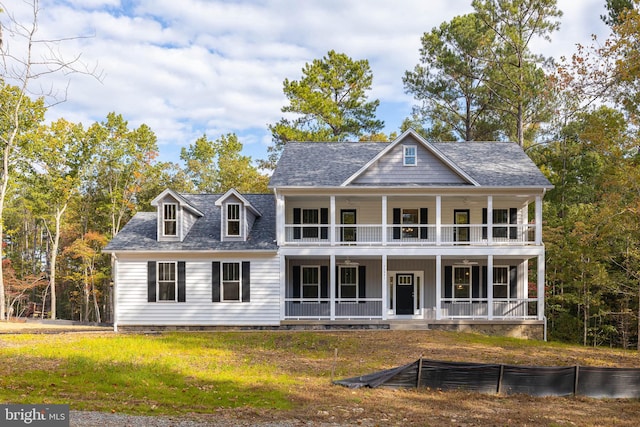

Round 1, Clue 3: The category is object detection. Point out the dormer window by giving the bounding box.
[403,145,417,166]
[163,204,177,236]
[227,204,241,236]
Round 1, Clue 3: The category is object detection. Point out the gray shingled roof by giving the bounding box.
[105,194,277,252]
[269,141,552,188]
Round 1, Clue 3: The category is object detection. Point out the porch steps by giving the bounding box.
[388,321,430,331]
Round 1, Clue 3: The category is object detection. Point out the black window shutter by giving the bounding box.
[242,261,250,302]
[177,261,186,302]
[335,266,339,297]
[420,208,428,239]
[509,266,518,298]
[509,208,518,239]
[293,208,301,240]
[482,266,488,299]
[472,266,480,298]
[292,265,301,298]
[444,266,452,299]
[358,265,366,299]
[212,261,221,302]
[482,208,488,240]
[320,208,329,240]
[320,266,329,299]
[393,208,401,239]
[147,261,156,302]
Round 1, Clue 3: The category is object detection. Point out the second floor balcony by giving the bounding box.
[277,194,544,247]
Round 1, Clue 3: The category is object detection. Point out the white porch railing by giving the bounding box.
[284,224,537,246]
[440,298,538,319]
[284,298,383,319]
[283,298,538,320]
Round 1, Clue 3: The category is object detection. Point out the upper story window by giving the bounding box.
[227,204,241,236]
[302,209,319,238]
[493,209,509,238]
[403,145,417,166]
[163,204,177,236]
[402,208,418,238]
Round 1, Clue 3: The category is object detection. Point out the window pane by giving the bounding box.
[223,281,240,300]
[454,284,470,298]
[159,282,176,300]
[302,209,319,224]
[164,204,176,220]
[302,267,319,284]
[164,221,177,236]
[228,204,240,220]
[494,284,508,298]
[227,221,240,236]
[341,285,357,298]
[223,263,240,281]
[303,285,319,298]
[340,267,357,285]
[493,209,508,224]
[159,263,175,281]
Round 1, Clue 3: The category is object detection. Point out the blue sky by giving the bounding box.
[3,0,610,165]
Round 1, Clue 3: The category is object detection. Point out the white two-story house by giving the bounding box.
[106,130,552,338]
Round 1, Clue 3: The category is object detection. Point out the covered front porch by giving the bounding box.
[281,251,545,322]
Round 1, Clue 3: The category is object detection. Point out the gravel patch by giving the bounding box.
[69,411,345,427]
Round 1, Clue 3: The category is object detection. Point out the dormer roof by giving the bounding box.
[150,188,204,217]
[214,188,262,217]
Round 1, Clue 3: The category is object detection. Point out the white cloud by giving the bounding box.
[3,0,612,164]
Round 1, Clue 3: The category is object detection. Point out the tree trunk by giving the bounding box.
[48,205,67,320]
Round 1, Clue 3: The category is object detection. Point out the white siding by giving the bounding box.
[115,255,281,326]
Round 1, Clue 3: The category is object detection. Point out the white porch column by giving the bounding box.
[487,195,493,245]
[487,255,494,320]
[280,254,286,321]
[330,254,336,320]
[381,196,388,246]
[435,255,442,320]
[330,196,336,246]
[381,254,388,320]
[276,191,285,245]
[436,196,442,246]
[537,253,545,320]
[535,195,543,245]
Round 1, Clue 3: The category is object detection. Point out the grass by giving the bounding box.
[1,329,639,426]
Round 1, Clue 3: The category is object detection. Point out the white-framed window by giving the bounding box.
[227,204,241,236]
[339,266,358,299]
[302,266,320,299]
[493,209,509,238]
[302,209,319,238]
[493,266,509,299]
[157,262,177,301]
[403,145,417,166]
[222,262,241,301]
[163,203,177,236]
[453,266,471,299]
[402,208,418,238]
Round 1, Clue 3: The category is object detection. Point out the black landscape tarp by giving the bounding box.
[335,358,640,398]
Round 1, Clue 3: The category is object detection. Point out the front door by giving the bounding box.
[396,273,414,315]
[341,209,357,242]
[454,209,470,242]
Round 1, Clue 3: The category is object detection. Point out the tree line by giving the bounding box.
[2,0,640,349]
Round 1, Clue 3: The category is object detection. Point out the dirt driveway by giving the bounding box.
[0,319,112,334]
